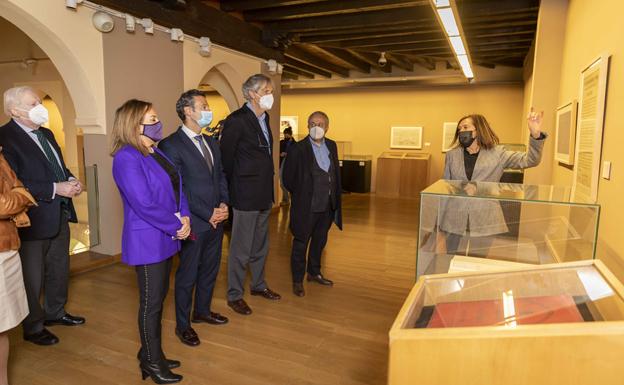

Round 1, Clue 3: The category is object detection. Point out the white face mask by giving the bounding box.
[259,93,274,110]
[20,104,49,126]
[309,126,325,140]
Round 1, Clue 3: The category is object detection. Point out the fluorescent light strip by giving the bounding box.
[437,7,459,36]
[433,2,473,80]
[449,36,465,55]
[456,55,473,78]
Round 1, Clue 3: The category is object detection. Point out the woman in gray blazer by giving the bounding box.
[439,108,546,257]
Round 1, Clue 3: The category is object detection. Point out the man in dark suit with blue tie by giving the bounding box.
[159,89,230,347]
[0,86,85,346]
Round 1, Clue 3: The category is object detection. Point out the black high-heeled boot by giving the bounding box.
[140,360,183,384]
[137,349,181,369]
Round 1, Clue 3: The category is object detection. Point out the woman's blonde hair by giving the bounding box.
[451,114,500,150]
[110,99,152,156]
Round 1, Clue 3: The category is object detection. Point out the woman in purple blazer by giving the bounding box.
[111,99,190,384]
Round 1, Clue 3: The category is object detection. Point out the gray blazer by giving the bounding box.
[443,135,546,182]
[439,136,546,237]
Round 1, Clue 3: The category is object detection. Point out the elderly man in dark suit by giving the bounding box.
[159,89,230,347]
[283,111,342,297]
[0,86,85,346]
[220,74,281,315]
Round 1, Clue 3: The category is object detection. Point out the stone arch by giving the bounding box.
[0,2,102,133]
[199,62,244,111]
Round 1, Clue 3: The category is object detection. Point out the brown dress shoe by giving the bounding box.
[192,312,229,325]
[250,287,282,300]
[307,274,334,286]
[227,299,252,315]
[175,327,200,347]
[293,282,305,297]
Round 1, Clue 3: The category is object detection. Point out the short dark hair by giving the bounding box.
[283,126,293,135]
[176,89,205,121]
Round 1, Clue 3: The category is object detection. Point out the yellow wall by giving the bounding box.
[281,85,525,189]
[547,0,624,278]
[205,94,232,126]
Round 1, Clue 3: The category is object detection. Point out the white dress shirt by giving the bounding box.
[181,124,214,163]
[13,119,72,198]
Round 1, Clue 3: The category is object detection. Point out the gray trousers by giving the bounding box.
[227,208,270,301]
[19,214,70,335]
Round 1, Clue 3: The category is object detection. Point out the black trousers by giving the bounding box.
[136,257,172,364]
[291,209,333,283]
[175,226,223,331]
[19,213,70,335]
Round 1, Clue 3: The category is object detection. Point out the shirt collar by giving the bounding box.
[246,102,266,121]
[13,118,38,134]
[308,136,326,147]
[181,124,202,140]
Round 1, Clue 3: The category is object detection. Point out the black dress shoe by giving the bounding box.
[140,360,182,384]
[175,327,200,347]
[44,313,86,326]
[192,312,229,325]
[137,349,180,369]
[227,299,252,315]
[24,328,59,346]
[250,287,282,300]
[307,274,334,286]
[293,282,305,297]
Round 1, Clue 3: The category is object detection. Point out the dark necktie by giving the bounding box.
[194,135,213,174]
[32,129,66,182]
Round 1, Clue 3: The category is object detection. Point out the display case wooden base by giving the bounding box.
[389,260,624,385]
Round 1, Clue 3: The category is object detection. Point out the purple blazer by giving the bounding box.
[112,145,190,266]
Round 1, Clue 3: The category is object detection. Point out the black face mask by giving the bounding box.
[458,131,475,148]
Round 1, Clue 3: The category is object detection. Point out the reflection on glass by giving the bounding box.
[411,265,624,329]
[68,165,100,255]
[417,180,601,277]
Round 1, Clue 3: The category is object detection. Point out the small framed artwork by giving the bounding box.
[442,122,457,152]
[280,115,298,139]
[390,126,423,149]
[554,101,578,165]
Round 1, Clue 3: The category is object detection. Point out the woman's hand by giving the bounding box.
[527,107,544,139]
[176,216,191,239]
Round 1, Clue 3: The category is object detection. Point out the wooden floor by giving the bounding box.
[7,194,420,385]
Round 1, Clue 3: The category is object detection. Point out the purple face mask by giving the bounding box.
[142,121,163,142]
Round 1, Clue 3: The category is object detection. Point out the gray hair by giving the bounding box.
[242,74,272,101]
[3,86,35,116]
[307,111,330,126]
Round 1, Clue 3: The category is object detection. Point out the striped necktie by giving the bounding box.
[194,135,213,174]
[32,129,66,182]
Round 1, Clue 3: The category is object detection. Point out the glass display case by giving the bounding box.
[500,143,527,183]
[389,260,624,385]
[417,179,600,277]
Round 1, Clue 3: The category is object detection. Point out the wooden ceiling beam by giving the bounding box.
[284,57,332,78]
[282,65,316,79]
[266,7,434,33]
[90,0,283,60]
[315,47,372,73]
[297,25,439,43]
[285,45,350,77]
[219,0,323,12]
[318,32,445,49]
[243,0,429,22]
[385,53,414,72]
[468,38,535,47]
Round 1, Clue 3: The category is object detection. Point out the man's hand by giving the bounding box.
[176,216,191,239]
[280,152,287,157]
[55,181,81,198]
[209,203,229,228]
[69,179,84,196]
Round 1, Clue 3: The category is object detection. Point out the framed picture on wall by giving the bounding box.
[390,126,423,149]
[572,53,610,203]
[442,122,457,152]
[554,101,578,165]
[280,115,298,139]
